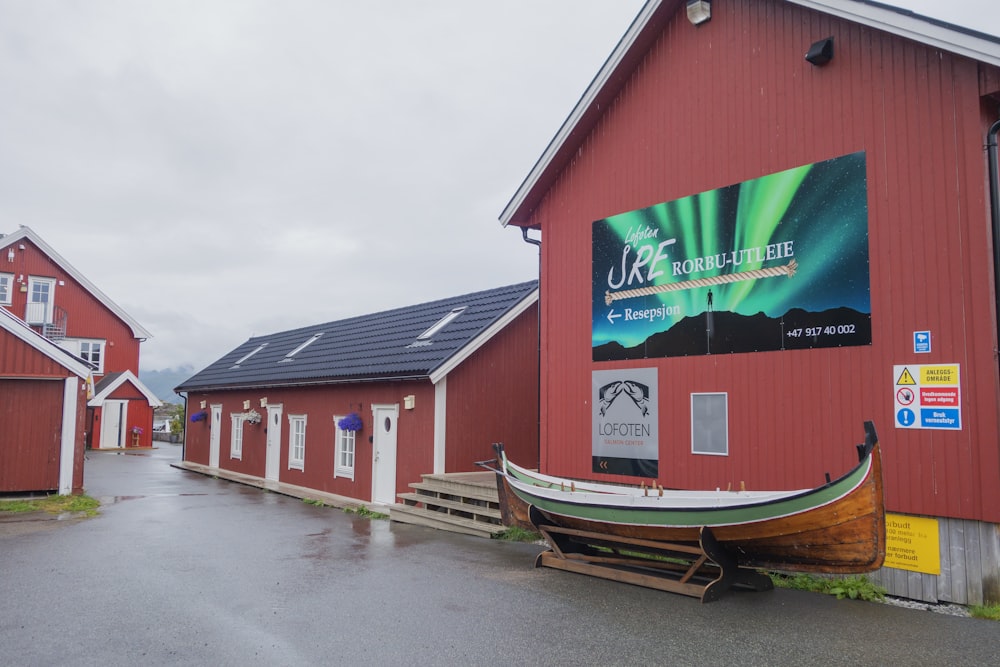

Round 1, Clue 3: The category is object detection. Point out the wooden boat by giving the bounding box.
[487,421,885,576]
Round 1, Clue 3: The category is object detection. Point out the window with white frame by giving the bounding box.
[691,393,729,456]
[288,414,307,470]
[0,273,12,305]
[79,340,104,373]
[333,416,356,480]
[230,414,244,459]
[57,338,106,373]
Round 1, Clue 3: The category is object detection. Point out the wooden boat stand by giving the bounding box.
[530,510,773,603]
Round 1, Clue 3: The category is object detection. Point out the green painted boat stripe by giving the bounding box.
[508,456,872,528]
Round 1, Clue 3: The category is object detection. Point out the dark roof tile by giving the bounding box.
[176,280,537,392]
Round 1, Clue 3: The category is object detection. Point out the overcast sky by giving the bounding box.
[1,1,997,374]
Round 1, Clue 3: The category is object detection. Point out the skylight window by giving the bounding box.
[416,307,466,341]
[281,332,323,362]
[231,343,267,368]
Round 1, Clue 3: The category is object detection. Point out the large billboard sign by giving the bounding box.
[592,152,871,360]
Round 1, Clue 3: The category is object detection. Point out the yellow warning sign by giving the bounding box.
[884,513,940,575]
[895,368,916,385]
[921,365,958,385]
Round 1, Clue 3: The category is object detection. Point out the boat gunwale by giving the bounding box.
[504,441,874,512]
[503,445,877,528]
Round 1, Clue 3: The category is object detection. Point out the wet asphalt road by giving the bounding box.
[1,444,997,666]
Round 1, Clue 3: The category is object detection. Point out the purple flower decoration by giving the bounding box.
[190,410,208,423]
[337,412,363,432]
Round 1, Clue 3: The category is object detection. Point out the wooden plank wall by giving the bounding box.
[0,378,64,492]
[870,518,1000,605]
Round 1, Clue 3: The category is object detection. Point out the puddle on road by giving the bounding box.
[101,493,211,505]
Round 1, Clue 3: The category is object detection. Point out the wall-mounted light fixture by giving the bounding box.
[243,400,251,410]
[200,400,207,409]
[260,397,268,407]
[404,395,415,410]
[686,0,712,26]
[805,37,834,67]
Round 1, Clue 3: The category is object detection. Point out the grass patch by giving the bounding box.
[0,494,101,518]
[492,525,542,542]
[770,572,885,602]
[343,505,389,520]
[969,603,1000,621]
[302,498,327,507]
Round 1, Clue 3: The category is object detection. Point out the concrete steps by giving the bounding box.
[390,472,504,538]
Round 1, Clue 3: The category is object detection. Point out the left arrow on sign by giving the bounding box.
[606,309,622,325]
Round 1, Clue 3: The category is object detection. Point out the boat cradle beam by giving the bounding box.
[532,520,774,603]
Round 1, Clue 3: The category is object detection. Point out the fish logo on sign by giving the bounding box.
[896,368,916,386]
[597,380,650,417]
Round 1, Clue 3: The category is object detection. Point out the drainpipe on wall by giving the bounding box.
[989,119,1000,371]
[521,226,542,470]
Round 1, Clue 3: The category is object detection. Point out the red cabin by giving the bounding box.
[500,1,1000,605]
[1,226,160,458]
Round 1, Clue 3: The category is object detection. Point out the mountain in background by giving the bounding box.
[140,366,195,404]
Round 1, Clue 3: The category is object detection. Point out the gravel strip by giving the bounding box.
[882,596,971,617]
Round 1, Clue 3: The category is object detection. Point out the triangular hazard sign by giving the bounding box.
[896,368,916,385]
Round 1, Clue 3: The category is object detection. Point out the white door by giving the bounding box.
[25,276,55,325]
[265,404,283,481]
[100,400,127,448]
[209,404,222,468]
[371,404,399,505]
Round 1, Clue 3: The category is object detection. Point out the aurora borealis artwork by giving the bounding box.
[592,152,871,360]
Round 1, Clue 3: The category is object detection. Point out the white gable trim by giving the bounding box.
[427,288,538,384]
[788,1,1000,67]
[0,226,152,339]
[0,308,92,378]
[500,0,1000,227]
[500,1,658,228]
[87,369,163,408]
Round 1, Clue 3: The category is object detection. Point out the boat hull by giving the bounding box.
[497,426,886,574]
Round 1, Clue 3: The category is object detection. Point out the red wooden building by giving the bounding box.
[176,281,539,507]
[1,226,161,454]
[500,0,1000,604]
[1,308,91,494]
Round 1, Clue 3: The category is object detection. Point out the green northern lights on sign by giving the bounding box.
[592,152,871,360]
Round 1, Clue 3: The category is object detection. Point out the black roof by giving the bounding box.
[175,280,538,392]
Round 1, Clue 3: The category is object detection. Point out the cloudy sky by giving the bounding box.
[1,1,997,374]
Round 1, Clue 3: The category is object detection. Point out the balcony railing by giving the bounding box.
[24,303,67,341]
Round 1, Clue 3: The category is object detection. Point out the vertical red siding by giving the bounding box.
[531,0,1000,523]
[0,379,64,492]
[0,238,141,374]
[445,307,540,470]
[185,382,435,502]
[1,329,72,376]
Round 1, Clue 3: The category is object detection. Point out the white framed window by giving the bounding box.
[691,393,728,456]
[288,414,307,470]
[333,416,356,480]
[230,414,244,459]
[79,340,104,373]
[0,273,12,305]
[58,338,106,373]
